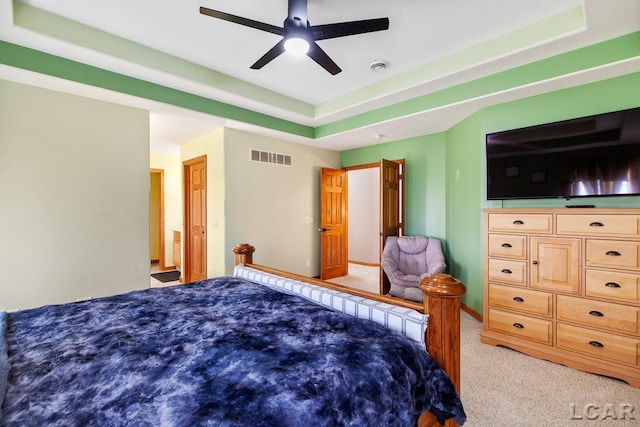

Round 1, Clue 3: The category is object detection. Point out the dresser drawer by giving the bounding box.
[557,214,640,238]
[488,213,553,234]
[557,295,640,336]
[488,259,527,286]
[488,234,527,259]
[557,323,638,366]
[488,308,552,345]
[586,239,640,271]
[585,269,640,303]
[489,284,552,317]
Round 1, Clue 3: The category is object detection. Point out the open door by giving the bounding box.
[183,156,207,283]
[319,168,348,280]
[380,159,402,294]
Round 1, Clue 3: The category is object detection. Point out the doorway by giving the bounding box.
[321,159,404,294]
[347,167,380,265]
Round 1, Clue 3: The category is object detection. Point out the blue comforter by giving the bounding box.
[0,277,465,426]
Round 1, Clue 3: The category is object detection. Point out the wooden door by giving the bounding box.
[320,168,348,280]
[183,156,207,283]
[380,159,402,293]
[530,236,581,294]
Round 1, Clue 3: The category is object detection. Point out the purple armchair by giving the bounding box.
[381,235,446,302]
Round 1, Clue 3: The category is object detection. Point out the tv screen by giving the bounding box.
[485,107,640,200]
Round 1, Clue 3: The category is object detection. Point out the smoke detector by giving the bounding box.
[369,60,388,72]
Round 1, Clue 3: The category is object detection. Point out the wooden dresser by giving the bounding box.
[481,208,640,387]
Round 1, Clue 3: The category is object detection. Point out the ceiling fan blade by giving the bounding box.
[311,17,389,41]
[200,7,283,36]
[306,42,342,75]
[250,40,287,69]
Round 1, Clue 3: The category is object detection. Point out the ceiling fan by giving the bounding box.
[199,0,389,75]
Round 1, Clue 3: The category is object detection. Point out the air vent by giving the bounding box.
[250,149,292,166]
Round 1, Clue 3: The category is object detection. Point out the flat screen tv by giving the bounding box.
[485,106,640,200]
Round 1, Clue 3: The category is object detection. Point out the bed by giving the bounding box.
[0,243,466,426]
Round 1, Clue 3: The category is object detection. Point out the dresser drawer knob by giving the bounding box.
[589,310,604,317]
[513,220,524,225]
[589,340,604,348]
[501,243,512,248]
[605,282,621,288]
[589,221,604,227]
[605,250,621,256]
[501,269,512,274]
[513,323,524,329]
[513,297,525,303]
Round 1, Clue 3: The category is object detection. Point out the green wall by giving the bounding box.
[445,112,484,312]
[341,133,448,240]
[341,71,640,315]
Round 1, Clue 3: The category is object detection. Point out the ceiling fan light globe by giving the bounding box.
[284,37,310,55]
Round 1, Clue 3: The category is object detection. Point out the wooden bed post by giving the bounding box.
[419,273,466,427]
[233,243,255,266]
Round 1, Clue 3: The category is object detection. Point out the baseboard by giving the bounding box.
[160,265,177,271]
[348,260,380,267]
[461,303,482,322]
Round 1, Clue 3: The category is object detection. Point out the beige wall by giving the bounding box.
[181,129,226,278]
[224,128,340,276]
[0,79,150,310]
[180,128,339,278]
[150,153,182,268]
[0,79,338,310]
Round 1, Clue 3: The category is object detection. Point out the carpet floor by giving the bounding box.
[326,263,380,293]
[460,311,640,426]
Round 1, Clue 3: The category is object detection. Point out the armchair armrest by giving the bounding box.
[425,237,446,275]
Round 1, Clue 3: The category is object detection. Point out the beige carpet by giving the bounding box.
[326,263,380,293]
[461,311,640,426]
[328,265,640,425]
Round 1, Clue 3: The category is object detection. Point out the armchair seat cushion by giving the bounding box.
[381,236,446,303]
[388,285,426,303]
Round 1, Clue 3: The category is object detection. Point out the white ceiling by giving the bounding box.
[1,0,639,154]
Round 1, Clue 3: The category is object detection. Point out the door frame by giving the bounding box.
[334,159,405,291]
[183,155,207,283]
